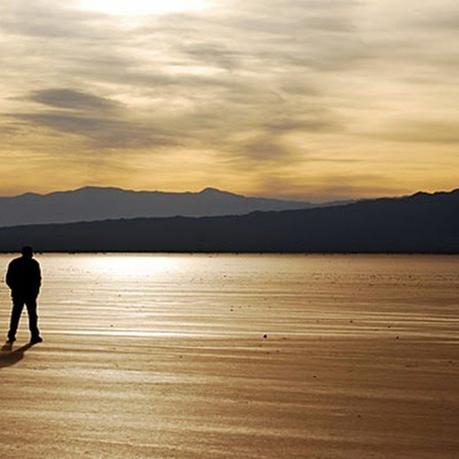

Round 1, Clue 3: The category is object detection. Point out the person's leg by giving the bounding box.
[25,297,41,341]
[7,297,25,342]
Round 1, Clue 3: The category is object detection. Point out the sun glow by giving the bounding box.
[84,255,181,279]
[75,0,210,16]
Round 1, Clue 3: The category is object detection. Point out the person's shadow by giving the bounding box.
[0,343,33,369]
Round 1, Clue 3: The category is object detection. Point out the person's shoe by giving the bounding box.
[2,341,13,351]
[30,336,43,345]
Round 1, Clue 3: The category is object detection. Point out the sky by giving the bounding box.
[1,0,458,201]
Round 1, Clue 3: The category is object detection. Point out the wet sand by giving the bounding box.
[1,254,458,458]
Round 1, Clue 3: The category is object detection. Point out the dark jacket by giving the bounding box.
[6,256,41,298]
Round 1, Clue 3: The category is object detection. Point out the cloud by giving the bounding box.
[0,0,111,39]
[13,110,172,149]
[375,120,459,145]
[264,118,340,134]
[10,88,172,149]
[0,0,458,198]
[239,139,294,162]
[254,172,405,201]
[30,88,122,112]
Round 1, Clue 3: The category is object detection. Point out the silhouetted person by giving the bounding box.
[5,246,43,345]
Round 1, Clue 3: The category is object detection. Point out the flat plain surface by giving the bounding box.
[1,254,458,458]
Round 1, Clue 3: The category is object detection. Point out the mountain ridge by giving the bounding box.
[0,186,333,227]
[0,187,457,253]
[5,186,300,200]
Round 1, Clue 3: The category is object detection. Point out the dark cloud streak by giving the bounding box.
[30,89,122,112]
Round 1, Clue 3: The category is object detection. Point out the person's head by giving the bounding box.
[21,246,34,258]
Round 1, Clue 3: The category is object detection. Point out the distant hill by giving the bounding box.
[0,188,457,253]
[0,186,333,227]
[0,190,459,253]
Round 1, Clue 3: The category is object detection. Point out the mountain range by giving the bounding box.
[0,188,457,253]
[0,186,342,227]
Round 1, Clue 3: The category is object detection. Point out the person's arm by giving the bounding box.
[5,261,15,290]
[36,262,42,291]
[32,261,42,294]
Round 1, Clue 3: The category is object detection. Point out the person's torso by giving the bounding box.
[9,258,40,294]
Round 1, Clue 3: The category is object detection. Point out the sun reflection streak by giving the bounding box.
[82,254,181,279]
